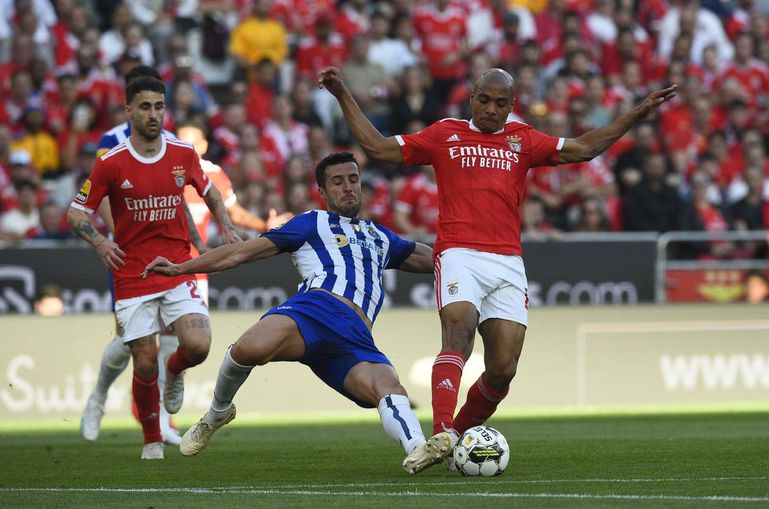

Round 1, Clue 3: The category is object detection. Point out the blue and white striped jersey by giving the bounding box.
[97,122,174,157]
[261,210,416,324]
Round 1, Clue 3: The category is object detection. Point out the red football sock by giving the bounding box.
[454,373,509,434]
[132,372,162,444]
[166,346,198,375]
[431,351,466,435]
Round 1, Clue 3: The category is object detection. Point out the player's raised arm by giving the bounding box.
[318,67,403,164]
[203,184,242,244]
[396,242,434,274]
[558,84,678,164]
[143,236,281,278]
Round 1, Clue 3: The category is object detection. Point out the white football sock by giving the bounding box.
[92,335,130,403]
[156,333,178,390]
[207,347,253,421]
[377,394,426,454]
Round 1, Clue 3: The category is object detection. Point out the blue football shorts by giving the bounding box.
[262,290,391,408]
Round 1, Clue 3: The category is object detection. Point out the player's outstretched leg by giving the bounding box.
[81,335,130,441]
[374,394,428,474]
[180,404,237,456]
[180,347,253,455]
[403,428,459,474]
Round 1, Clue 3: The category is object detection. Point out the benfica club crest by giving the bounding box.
[506,136,522,153]
[172,166,185,187]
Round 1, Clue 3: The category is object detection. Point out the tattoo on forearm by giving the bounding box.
[73,219,99,243]
[206,194,232,228]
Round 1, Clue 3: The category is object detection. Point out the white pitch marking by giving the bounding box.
[1,487,767,503]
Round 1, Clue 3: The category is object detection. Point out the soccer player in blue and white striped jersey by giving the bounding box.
[144,152,445,473]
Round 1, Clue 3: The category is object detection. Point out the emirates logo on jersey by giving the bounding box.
[506,136,522,153]
[172,166,186,188]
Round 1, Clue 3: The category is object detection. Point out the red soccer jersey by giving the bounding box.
[396,118,563,256]
[71,137,212,300]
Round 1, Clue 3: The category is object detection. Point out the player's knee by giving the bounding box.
[486,359,518,388]
[132,356,158,380]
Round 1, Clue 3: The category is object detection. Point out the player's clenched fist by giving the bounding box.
[318,67,347,97]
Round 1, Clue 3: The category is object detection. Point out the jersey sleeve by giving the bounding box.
[394,122,441,166]
[259,211,314,252]
[188,151,212,197]
[71,157,110,214]
[379,225,416,269]
[96,132,118,158]
[528,127,564,168]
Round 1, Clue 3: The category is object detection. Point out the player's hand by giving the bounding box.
[95,238,126,271]
[265,208,292,230]
[634,84,678,118]
[142,256,179,278]
[318,67,347,97]
[220,226,243,245]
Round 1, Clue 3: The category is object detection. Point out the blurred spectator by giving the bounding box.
[230,0,288,71]
[520,197,560,240]
[11,101,60,176]
[245,58,278,128]
[717,31,769,111]
[57,97,100,173]
[30,201,72,240]
[367,9,417,80]
[657,0,734,66]
[613,121,660,195]
[390,66,442,134]
[680,172,733,259]
[335,0,371,43]
[623,152,682,232]
[393,165,439,235]
[571,197,611,232]
[290,77,323,128]
[341,34,393,134]
[0,180,41,243]
[126,0,174,64]
[294,12,347,81]
[263,95,310,162]
[728,165,768,232]
[413,0,469,102]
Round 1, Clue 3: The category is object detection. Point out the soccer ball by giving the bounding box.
[452,426,510,476]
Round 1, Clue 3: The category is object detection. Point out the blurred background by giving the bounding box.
[0,0,768,422]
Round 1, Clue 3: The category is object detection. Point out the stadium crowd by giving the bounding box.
[0,0,768,260]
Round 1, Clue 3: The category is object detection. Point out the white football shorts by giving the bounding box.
[435,248,529,326]
[114,279,209,343]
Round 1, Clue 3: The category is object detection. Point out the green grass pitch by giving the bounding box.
[1,410,767,508]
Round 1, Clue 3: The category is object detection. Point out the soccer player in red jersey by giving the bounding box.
[319,66,677,473]
[67,77,242,460]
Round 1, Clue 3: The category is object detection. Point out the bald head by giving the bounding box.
[473,68,515,98]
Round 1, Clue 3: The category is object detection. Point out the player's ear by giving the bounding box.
[318,185,327,202]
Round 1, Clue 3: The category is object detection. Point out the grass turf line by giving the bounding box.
[0,412,767,508]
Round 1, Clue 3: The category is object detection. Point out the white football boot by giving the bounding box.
[180,405,237,456]
[402,428,459,474]
[141,441,164,460]
[80,394,106,441]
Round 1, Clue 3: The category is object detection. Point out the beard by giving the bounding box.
[134,121,161,140]
[333,201,360,218]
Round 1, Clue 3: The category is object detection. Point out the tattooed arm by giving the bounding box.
[183,199,208,253]
[204,185,242,244]
[67,206,126,270]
